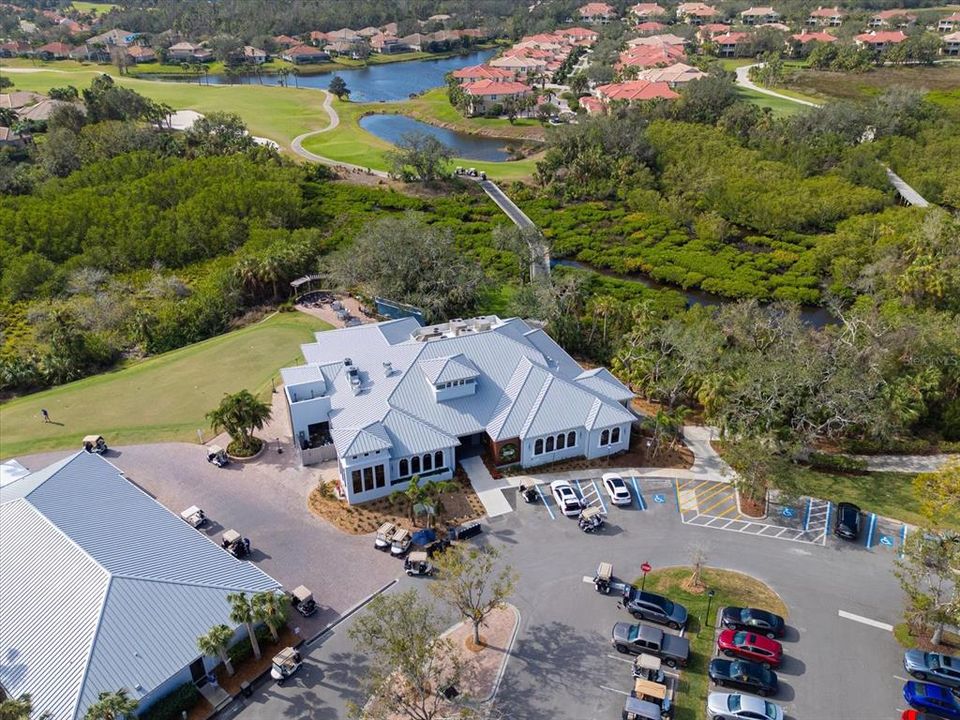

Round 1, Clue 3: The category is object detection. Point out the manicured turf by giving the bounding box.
[301,97,541,181]
[735,86,806,116]
[635,567,788,720]
[0,313,331,458]
[71,1,117,13]
[402,87,545,140]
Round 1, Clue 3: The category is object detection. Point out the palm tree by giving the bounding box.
[0,694,34,720]
[590,295,619,346]
[206,389,272,455]
[390,475,427,525]
[197,624,235,676]
[257,252,283,301]
[83,690,138,720]
[421,478,459,527]
[227,592,261,660]
[252,591,288,642]
[292,67,300,89]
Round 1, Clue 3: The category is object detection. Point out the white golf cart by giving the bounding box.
[270,647,303,684]
[82,435,108,454]
[179,505,206,528]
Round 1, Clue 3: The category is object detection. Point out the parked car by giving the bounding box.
[708,659,778,697]
[611,623,690,668]
[902,710,943,720]
[550,480,583,517]
[707,692,784,720]
[602,472,633,506]
[903,681,960,720]
[904,650,960,689]
[717,630,783,669]
[834,501,862,541]
[622,587,689,630]
[720,607,786,639]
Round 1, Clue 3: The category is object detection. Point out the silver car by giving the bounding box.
[904,650,960,689]
[707,692,784,720]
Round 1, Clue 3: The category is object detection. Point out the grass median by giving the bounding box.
[0,313,331,458]
[636,567,788,720]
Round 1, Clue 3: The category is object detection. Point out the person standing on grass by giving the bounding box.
[41,409,50,423]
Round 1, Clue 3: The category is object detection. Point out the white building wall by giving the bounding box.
[521,430,584,468]
[586,422,631,459]
[287,394,331,438]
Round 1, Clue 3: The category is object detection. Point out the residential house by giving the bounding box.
[677,2,719,24]
[17,98,80,122]
[868,9,917,28]
[489,53,548,78]
[698,23,731,38]
[854,30,908,51]
[0,40,30,57]
[595,79,680,103]
[0,452,281,720]
[938,12,960,32]
[807,6,845,27]
[578,2,618,24]
[273,34,301,49]
[556,26,600,44]
[740,6,780,25]
[712,31,750,57]
[400,33,428,51]
[635,62,707,86]
[167,42,213,63]
[941,30,960,54]
[382,22,399,35]
[126,44,157,63]
[630,3,668,20]
[243,45,268,64]
[370,33,405,53]
[283,44,331,64]
[86,28,139,47]
[463,80,534,115]
[0,126,26,147]
[281,316,635,503]
[0,91,45,110]
[357,26,381,37]
[34,41,73,60]
[59,18,87,35]
[791,30,837,45]
[619,39,686,69]
[627,33,687,47]
[324,39,363,57]
[637,21,668,32]
[579,96,606,114]
[309,30,328,45]
[452,64,515,84]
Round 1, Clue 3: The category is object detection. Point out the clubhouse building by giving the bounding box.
[281,316,636,504]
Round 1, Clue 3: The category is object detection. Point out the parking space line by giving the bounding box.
[838,610,894,631]
[631,477,646,510]
[673,479,681,512]
[700,492,736,516]
[865,512,878,548]
[536,485,555,520]
[591,480,607,513]
[600,685,630,696]
[823,502,832,545]
[900,524,908,558]
[695,483,732,506]
[607,654,634,664]
[712,502,741,519]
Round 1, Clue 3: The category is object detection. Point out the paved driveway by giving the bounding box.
[19,444,398,637]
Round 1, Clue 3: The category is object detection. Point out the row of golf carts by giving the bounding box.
[374,521,483,576]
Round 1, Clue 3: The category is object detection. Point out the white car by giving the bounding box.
[707,692,784,720]
[601,472,632,506]
[550,480,582,517]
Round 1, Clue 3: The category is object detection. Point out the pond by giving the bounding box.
[553,259,836,328]
[359,114,514,161]
[154,48,497,102]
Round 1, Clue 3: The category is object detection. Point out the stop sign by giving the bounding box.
[641,562,652,574]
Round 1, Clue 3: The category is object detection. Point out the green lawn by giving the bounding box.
[71,1,117,13]
[0,313,331,458]
[735,86,807,116]
[301,97,541,181]
[637,567,788,720]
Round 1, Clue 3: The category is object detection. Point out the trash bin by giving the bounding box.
[240,681,252,698]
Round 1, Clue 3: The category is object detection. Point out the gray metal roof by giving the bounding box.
[575,367,635,403]
[280,365,325,387]
[0,452,281,720]
[418,354,480,385]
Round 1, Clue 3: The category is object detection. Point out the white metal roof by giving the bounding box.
[0,452,281,720]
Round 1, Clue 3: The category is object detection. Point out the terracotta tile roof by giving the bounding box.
[678,2,719,16]
[713,32,750,44]
[636,62,707,83]
[873,9,915,19]
[630,3,668,16]
[36,42,73,55]
[579,2,617,16]
[792,31,837,43]
[855,30,908,43]
[636,21,668,31]
[943,30,960,40]
[596,79,679,101]
[452,64,514,80]
[741,6,778,15]
[557,26,598,37]
[809,6,844,17]
[463,79,533,96]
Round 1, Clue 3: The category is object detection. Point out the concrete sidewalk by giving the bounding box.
[460,455,513,517]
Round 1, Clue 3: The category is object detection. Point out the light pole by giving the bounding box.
[704,589,716,634]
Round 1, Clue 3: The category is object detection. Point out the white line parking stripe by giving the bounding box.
[600,685,630,696]
[607,654,634,664]
[591,480,607,512]
[838,610,894,631]
[536,485,555,520]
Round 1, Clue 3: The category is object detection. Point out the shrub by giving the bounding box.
[139,682,200,720]
[807,452,868,473]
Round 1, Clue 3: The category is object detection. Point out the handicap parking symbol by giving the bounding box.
[879,535,894,547]
[781,507,795,519]
[653,494,666,504]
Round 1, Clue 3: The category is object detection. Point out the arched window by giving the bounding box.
[611,427,621,444]
[557,433,566,450]
[567,431,576,447]
[423,453,433,471]
[399,459,409,477]
[545,436,555,452]
[434,451,443,468]
[411,455,421,474]
[534,438,544,455]
[600,429,610,446]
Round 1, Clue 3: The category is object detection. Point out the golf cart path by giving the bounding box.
[735,64,822,108]
[290,90,389,178]
[850,453,957,473]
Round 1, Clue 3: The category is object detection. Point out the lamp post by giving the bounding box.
[704,589,716,634]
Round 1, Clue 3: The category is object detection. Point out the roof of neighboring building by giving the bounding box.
[127,45,156,57]
[809,6,844,17]
[273,33,301,45]
[452,64,515,80]
[678,2,719,16]
[243,45,267,56]
[942,12,960,21]
[713,31,751,44]
[168,41,202,51]
[36,41,74,54]
[943,30,960,40]
[0,126,24,142]
[290,317,634,457]
[286,44,329,55]
[631,3,668,15]
[0,90,44,109]
[636,61,707,83]
[490,54,548,68]
[17,98,79,121]
[557,26,598,37]
[741,6,778,15]
[580,95,606,114]
[855,29,908,43]
[792,30,838,42]
[579,2,617,15]
[463,79,533,96]
[596,79,680,101]
[86,28,138,46]
[873,8,916,19]
[628,33,687,46]
[0,452,280,720]
[636,21,669,31]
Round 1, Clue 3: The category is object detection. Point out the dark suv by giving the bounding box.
[834,502,862,541]
[621,587,689,630]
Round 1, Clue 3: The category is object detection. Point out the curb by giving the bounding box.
[307,578,398,646]
[481,603,521,704]
[734,487,768,521]
[225,441,266,463]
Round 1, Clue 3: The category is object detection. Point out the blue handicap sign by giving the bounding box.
[879,535,894,547]
[781,507,795,518]
[653,494,666,504]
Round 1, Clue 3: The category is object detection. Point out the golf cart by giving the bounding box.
[579,505,606,533]
[374,522,397,551]
[221,529,250,558]
[180,505,206,528]
[518,483,539,504]
[404,550,435,577]
[632,677,672,720]
[290,585,317,617]
[594,561,614,594]
[391,528,412,557]
[270,647,302,684]
[82,435,108,454]
[206,445,229,467]
[633,654,665,684]
[622,696,663,720]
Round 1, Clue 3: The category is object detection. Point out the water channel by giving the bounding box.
[359,114,513,161]
[553,259,836,328]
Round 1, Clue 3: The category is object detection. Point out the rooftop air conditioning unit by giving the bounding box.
[383,361,394,377]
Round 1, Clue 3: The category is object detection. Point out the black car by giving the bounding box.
[721,606,786,639]
[834,502,862,541]
[709,658,779,697]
